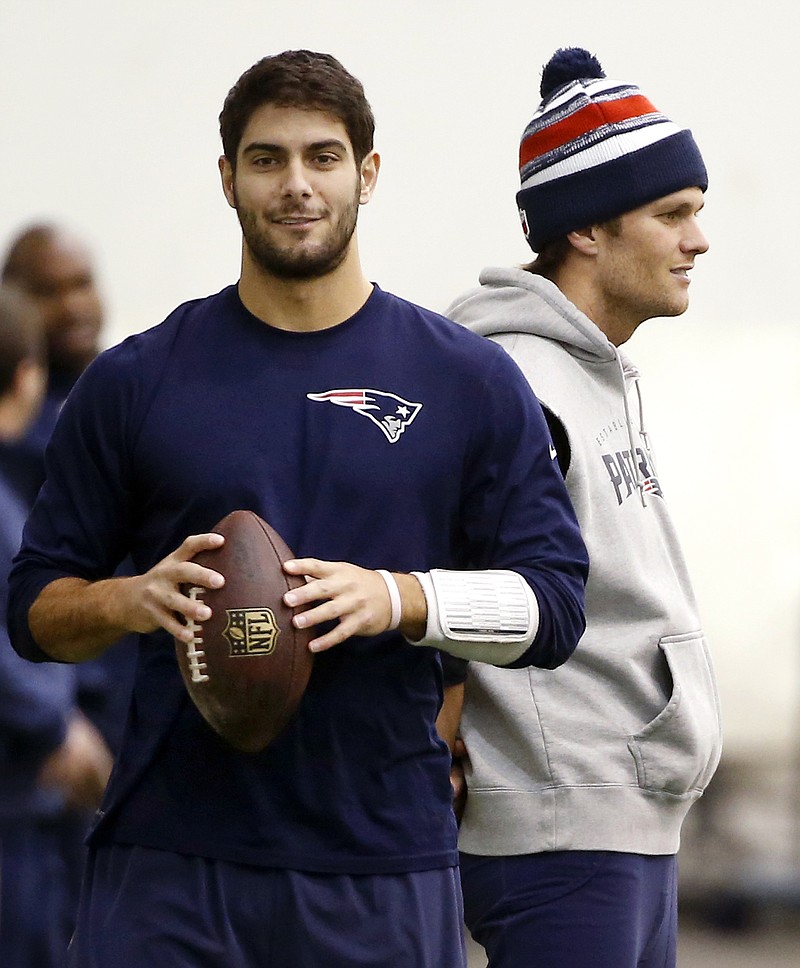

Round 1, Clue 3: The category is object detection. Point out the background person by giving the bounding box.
[1,224,136,745]
[445,47,723,968]
[1,223,138,950]
[1,224,103,503]
[0,285,112,968]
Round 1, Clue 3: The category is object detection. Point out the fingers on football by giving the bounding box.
[179,560,225,592]
[286,567,391,651]
[143,565,221,640]
[306,625,350,653]
[283,557,326,579]
[177,532,225,560]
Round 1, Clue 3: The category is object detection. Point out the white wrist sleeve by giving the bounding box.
[409,569,539,665]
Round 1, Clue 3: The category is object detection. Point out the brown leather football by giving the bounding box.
[175,510,313,753]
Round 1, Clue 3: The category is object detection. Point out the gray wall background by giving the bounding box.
[2,0,798,756]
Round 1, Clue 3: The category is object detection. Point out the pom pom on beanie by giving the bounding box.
[540,47,604,99]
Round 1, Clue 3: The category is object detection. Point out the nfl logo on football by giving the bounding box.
[223,608,280,657]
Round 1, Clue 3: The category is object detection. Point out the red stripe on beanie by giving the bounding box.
[519,94,658,168]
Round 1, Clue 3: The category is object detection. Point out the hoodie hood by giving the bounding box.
[446,266,620,366]
[446,266,650,503]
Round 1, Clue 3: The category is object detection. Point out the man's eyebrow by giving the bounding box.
[242,139,349,155]
[242,141,283,155]
[307,139,349,153]
[677,201,705,215]
[657,199,704,215]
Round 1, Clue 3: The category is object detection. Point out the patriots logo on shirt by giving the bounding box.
[602,449,665,505]
[641,476,663,499]
[307,388,423,443]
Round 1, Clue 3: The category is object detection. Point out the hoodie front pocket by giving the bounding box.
[628,632,722,796]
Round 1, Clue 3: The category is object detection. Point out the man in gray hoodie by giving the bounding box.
[444,48,722,968]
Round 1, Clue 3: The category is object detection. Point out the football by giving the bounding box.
[175,510,314,753]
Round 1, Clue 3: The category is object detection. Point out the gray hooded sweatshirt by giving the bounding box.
[446,267,722,856]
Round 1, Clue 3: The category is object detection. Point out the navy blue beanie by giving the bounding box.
[517,48,707,252]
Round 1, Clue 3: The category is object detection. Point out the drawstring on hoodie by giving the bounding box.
[634,379,650,453]
[617,355,648,507]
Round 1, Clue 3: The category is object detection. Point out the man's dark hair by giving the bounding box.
[0,286,43,395]
[522,236,573,282]
[523,216,623,281]
[219,50,375,168]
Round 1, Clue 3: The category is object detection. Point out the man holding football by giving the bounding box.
[8,51,588,967]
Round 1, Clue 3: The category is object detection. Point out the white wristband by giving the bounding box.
[376,569,402,631]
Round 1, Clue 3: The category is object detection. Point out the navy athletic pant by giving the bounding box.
[461,850,677,968]
[67,843,467,968]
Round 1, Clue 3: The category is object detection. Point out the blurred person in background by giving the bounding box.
[1,225,137,959]
[1,222,136,755]
[1,223,103,503]
[443,47,723,968]
[0,285,113,968]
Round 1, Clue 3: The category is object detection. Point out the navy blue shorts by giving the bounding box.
[67,844,467,968]
[460,850,677,968]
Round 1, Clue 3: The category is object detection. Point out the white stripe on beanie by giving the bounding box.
[520,119,686,190]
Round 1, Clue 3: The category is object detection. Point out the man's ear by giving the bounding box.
[567,226,599,256]
[359,150,380,205]
[219,156,236,209]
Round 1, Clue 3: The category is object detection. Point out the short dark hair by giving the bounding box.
[523,215,623,281]
[0,286,44,395]
[219,50,375,168]
[522,236,572,282]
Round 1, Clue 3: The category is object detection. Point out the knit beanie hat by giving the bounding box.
[517,47,707,252]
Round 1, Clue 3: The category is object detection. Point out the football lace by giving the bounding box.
[185,587,210,683]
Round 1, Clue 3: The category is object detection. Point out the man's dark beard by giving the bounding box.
[235,184,360,281]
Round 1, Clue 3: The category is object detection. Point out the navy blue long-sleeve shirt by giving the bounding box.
[8,284,587,873]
